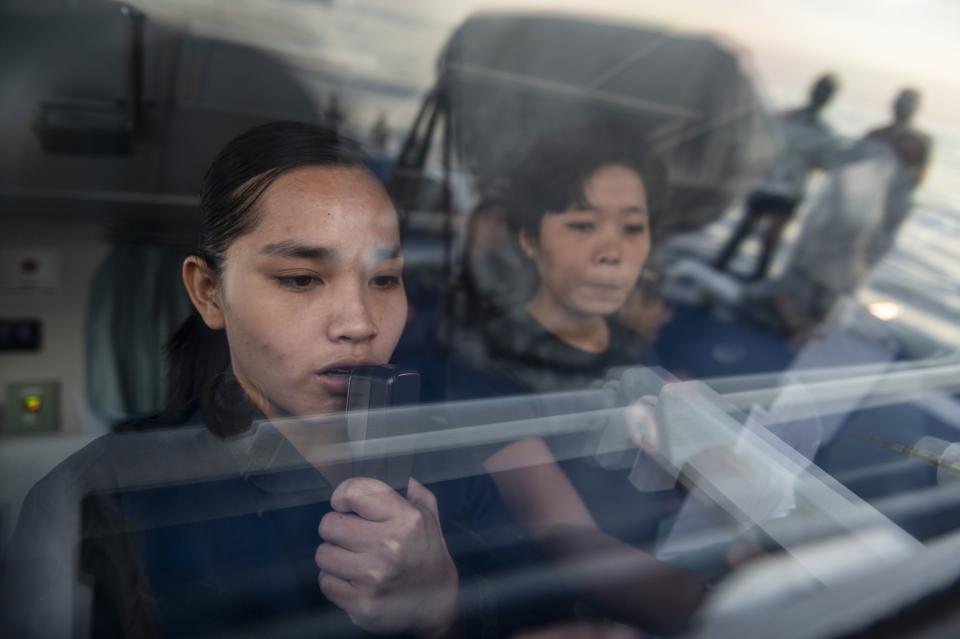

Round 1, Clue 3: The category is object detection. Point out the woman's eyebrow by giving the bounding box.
[371,245,402,261]
[570,205,647,214]
[259,241,336,260]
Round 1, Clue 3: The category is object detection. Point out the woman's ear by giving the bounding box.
[182,256,226,330]
[518,228,537,259]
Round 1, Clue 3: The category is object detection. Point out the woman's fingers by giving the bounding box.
[331,477,407,522]
[318,511,378,552]
[318,570,358,609]
[315,542,367,583]
[626,396,660,453]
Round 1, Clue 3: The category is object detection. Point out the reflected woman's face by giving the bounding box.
[214,166,407,419]
[525,164,651,320]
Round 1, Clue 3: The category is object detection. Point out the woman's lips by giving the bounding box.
[314,360,375,396]
[581,281,625,296]
[314,371,350,395]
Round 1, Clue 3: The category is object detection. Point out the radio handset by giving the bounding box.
[345,365,421,496]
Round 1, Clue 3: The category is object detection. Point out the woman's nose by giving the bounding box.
[328,289,377,343]
[594,228,623,265]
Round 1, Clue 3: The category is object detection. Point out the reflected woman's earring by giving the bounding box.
[519,230,537,260]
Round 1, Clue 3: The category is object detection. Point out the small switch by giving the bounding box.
[3,382,59,434]
[22,394,43,413]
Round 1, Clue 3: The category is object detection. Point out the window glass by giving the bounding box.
[2,2,959,637]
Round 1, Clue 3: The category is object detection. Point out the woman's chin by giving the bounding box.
[266,395,347,422]
[303,396,347,418]
[573,300,626,318]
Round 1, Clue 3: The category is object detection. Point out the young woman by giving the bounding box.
[449,129,708,633]
[2,122,496,639]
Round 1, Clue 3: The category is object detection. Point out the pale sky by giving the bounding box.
[400,0,960,203]
[430,0,959,127]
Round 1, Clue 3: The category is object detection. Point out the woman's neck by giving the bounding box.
[232,366,354,488]
[526,290,610,353]
[274,417,353,489]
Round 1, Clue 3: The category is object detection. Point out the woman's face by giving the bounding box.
[202,166,407,419]
[524,164,651,320]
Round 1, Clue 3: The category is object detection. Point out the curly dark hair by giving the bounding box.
[501,124,669,242]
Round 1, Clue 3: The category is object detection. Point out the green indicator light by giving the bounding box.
[23,395,43,413]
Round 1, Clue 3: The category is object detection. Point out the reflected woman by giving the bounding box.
[449,128,706,633]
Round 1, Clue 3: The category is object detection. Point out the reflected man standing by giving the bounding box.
[867,89,932,187]
[866,88,933,252]
[714,73,840,280]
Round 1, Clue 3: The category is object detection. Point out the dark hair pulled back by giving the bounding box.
[164,121,376,432]
[197,121,372,273]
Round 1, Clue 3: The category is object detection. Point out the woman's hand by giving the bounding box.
[625,396,661,453]
[316,477,460,637]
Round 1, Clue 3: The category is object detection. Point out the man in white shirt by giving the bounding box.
[714,74,839,280]
[866,88,932,253]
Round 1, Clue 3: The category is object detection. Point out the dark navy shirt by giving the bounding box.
[4,415,506,639]
[446,310,684,549]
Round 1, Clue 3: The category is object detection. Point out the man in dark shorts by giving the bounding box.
[714,74,840,280]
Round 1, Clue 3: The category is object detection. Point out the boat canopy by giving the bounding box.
[394,12,777,235]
